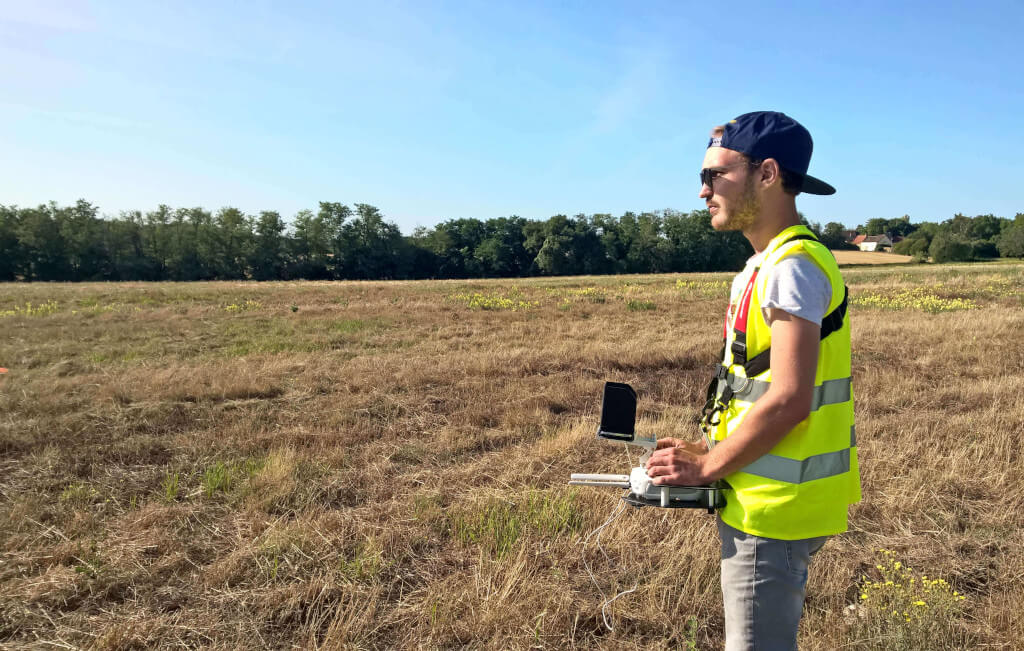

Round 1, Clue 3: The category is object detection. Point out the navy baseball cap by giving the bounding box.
[708,111,835,195]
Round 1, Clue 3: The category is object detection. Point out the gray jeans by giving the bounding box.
[717,516,829,651]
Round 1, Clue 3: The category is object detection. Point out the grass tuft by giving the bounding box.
[161,473,180,502]
[201,457,264,498]
[59,482,97,506]
[626,299,657,311]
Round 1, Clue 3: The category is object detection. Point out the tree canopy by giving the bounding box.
[1,201,1021,282]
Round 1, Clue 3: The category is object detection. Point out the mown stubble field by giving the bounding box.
[2,261,1024,649]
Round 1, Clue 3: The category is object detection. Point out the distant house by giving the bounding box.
[852,234,892,252]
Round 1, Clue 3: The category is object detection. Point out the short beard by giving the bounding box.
[720,174,761,232]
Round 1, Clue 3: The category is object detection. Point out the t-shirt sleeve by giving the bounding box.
[760,254,832,326]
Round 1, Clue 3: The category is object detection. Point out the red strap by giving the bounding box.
[727,269,759,335]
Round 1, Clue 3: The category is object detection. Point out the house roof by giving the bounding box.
[852,234,867,244]
[862,235,890,243]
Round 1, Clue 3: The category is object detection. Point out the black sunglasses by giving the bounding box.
[699,160,760,191]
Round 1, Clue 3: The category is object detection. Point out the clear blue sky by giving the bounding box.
[2,0,1022,233]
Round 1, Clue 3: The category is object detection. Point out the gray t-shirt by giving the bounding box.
[729,251,832,327]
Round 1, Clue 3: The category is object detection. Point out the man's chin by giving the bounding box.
[710,213,736,232]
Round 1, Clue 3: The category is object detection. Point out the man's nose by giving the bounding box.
[699,184,712,199]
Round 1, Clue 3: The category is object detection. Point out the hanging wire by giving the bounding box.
[581,496,639,632]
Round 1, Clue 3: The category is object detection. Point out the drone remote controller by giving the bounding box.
[568,382,724,511]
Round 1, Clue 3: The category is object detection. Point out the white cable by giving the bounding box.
[601,582,639,631]
[580,496,638,632]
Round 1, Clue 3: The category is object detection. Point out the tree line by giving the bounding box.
[794,213,1024,263]
[858,214,1024,263]
[0,201,753,281]
[1,201,1022,282]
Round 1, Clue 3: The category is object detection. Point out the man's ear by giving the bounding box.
[760,158,781,188]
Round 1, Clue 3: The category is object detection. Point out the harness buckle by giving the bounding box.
[707,408,723,427]
[700,382,734,431]
[729,374,752,397]
[731,339,748,364]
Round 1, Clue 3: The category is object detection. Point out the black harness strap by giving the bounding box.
[742,285,848,377]
[701,232,847,431]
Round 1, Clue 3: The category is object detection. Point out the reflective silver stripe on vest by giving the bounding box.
[850,425,856,447]
[811,378,852,410]
[724,374,852,411]
[741,447,851,484]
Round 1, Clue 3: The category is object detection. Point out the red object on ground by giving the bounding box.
[0,368,7,373]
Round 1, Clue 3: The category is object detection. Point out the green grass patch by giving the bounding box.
[413,493,445,526]
[330,318,373,334]
[337,538,388,582]
[201,457,264,498]
[60,482,98,506]
[448,489,585,557]
[161,473,180,502]
[216,319,324,357]
[87,348,146,364]
[626,299,657,311]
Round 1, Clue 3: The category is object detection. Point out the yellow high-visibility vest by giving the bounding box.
[709,224,860,540]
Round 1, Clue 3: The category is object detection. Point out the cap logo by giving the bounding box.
[709,136,722,147]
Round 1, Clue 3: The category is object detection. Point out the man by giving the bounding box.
[644,111,860,650]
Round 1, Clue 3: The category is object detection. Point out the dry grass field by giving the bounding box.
[3,262,1024,649]
[830,250,913,266]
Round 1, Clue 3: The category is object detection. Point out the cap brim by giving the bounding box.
[800,174,836,195]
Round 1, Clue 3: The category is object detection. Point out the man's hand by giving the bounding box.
[645,445,709,486]
[655,437,707,455]
[681,309,820,482]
